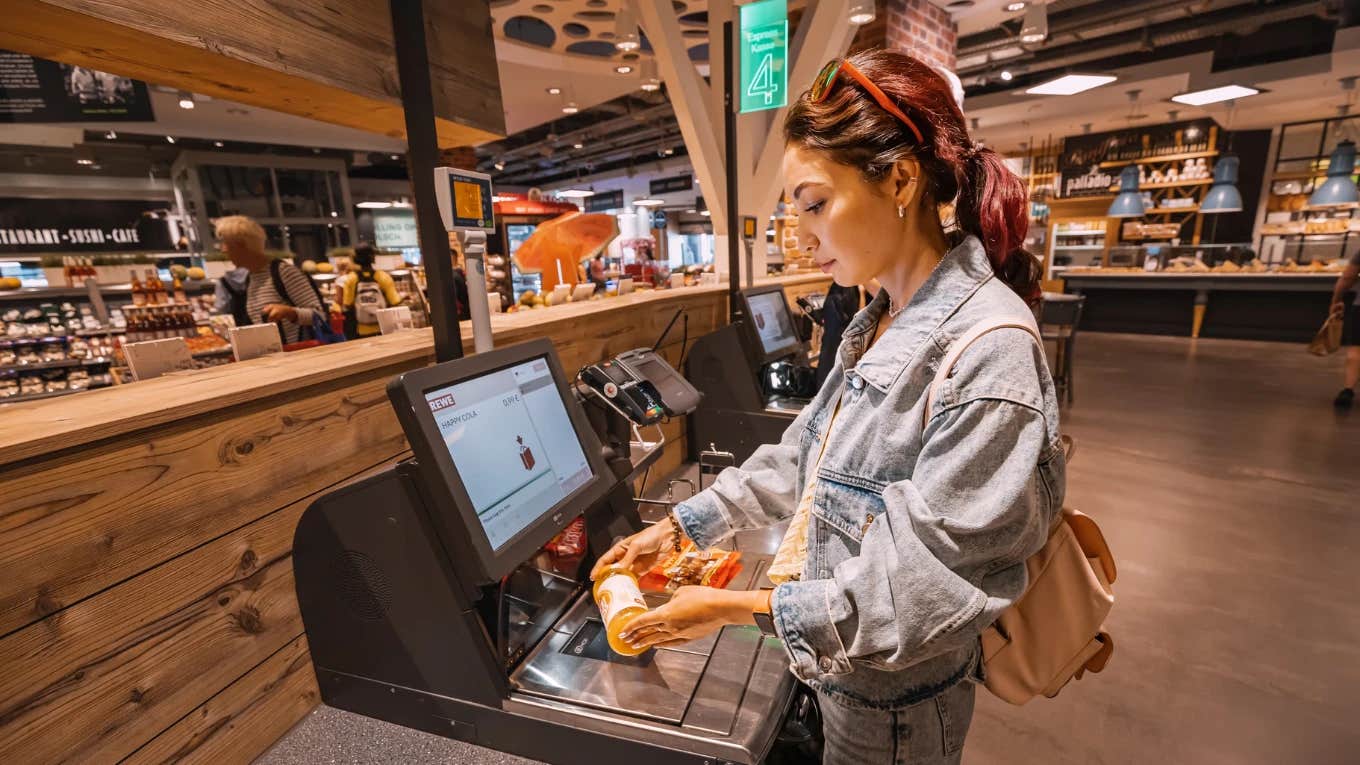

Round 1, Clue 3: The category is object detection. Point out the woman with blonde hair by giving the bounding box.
[214,215,325,343]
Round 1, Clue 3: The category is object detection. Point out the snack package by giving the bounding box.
[638,540,742,593]
[544,516,587,557]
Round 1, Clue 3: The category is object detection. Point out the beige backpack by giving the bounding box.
[925,318,1116,705]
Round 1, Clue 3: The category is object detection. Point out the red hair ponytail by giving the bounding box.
[956,146,1041,303]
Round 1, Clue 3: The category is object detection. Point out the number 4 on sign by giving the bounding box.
[748,53,776,105]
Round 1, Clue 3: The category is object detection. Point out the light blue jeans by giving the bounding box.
[817,679,976,765]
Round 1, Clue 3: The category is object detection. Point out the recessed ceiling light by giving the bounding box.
[848,3,875,24]
[562,102,579,114]
[699,210,710,216]
[494,161,506,171]
[1171,84,1261,106]
[633,198,664,207]
[573,141,584,149]
[390,154,401,161]
[1025,74,1117,96]
[165,135,176,144]
[1005,1,1027,11]
[556,189,596,198]
[546,86,562,95]
[213,140,224,147]
[1019,3,1047,43]
[177,91,195,109]
[1000,69,1013,81]
[615,64,633,74]
[356,201,393,209]
[104,130,117,140]
[615,6,640,51]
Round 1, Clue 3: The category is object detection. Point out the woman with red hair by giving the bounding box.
[594,50,1065,763]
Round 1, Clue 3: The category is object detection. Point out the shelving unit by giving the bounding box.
[1,380,113,404]
[1045,195,1117,278]
[1098,149,1219,169]
[1258,114,1360,264]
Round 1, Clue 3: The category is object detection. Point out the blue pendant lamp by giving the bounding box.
[1107,165,1147,217]
[1307,140,1359,209]
[1200,155,1243,213]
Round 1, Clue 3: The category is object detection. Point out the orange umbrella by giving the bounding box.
[512,212,619,294]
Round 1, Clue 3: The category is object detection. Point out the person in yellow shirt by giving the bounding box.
[341,243,404,338]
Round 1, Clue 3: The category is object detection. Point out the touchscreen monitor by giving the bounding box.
[743,288,802,362]
[422,356,593,551]
[388,338,611,581]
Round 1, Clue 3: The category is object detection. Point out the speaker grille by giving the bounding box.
[332,550,392,621]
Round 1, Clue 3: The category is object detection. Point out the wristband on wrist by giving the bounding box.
[667,512,683,553]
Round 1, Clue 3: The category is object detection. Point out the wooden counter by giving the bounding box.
[1062,272,1345,340]
[0,272,829,763]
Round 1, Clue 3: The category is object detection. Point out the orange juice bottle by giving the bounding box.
[593,565,649,656]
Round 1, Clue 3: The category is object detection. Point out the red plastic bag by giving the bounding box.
[638,541,743,593]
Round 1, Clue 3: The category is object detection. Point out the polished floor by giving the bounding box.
[258,333,1360,765]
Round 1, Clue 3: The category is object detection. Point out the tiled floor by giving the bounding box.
[259,333,1360,764]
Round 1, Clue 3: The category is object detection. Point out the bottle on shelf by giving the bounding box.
[593,565,650,657]
[130,271,147,307]
[145,269,163,305]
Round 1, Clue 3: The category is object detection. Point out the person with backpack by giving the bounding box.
[214,215,329,344]
[590,51,1068,764]
[340,242,404,338]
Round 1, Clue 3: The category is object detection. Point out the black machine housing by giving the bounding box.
[294,338,810,764]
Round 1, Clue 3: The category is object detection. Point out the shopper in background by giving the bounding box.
[341,243,403,338]
[214,215,325,344]
[1330,249,1360,408]
[814,283,864,387]
[593,49,1062,765]
[587,252,608,293]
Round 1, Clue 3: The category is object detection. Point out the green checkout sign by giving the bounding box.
[739,0,788,113]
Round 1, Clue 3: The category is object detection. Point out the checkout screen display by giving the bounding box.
[423,357,593,550]
[747,291,798,357]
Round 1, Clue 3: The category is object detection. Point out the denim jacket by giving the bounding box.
[674,235,1065,710]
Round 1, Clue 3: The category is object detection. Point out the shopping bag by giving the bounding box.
[1307,313,1343,356]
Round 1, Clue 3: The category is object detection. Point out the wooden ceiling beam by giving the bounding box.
[2,0,505,147]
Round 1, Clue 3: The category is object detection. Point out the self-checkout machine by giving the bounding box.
[292,167,804,764]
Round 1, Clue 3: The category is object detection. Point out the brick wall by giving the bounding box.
[850,0,957,71]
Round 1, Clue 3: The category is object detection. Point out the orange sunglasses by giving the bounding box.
[809,59,924,145]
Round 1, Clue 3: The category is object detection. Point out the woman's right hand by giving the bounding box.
[1331,300,1346,319]
[590,520,676,581]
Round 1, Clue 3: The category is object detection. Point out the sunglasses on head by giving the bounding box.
[809,59,924,145]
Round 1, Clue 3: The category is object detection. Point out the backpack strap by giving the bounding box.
[268,258,293,307]
[922,316,1044,433]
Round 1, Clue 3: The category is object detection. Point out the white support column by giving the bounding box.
[635,0,855,279]
[632,0,727,229]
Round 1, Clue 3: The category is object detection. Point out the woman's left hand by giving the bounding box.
[620,587,764,651]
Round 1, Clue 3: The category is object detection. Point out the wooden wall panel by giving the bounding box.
[123,636,319,765]
[0,496,309,761]
[0,371,410,636]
